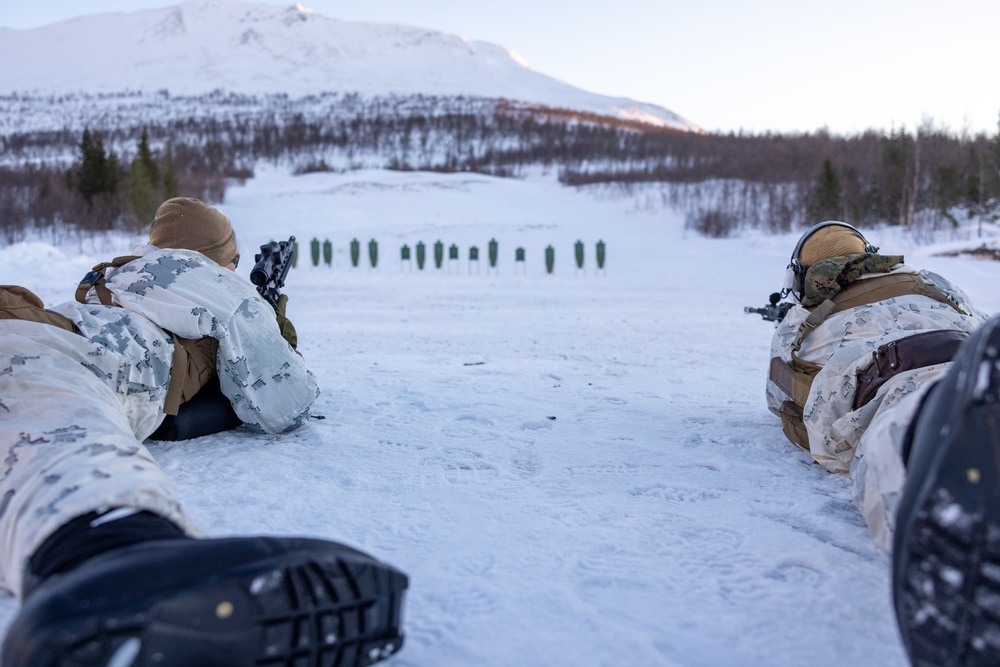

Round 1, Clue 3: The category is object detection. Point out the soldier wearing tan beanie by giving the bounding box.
[0,196,407,667]
[148,198,239,268]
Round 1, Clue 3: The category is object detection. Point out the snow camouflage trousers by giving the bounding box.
[0,320,197,598]
[848,364,947,551]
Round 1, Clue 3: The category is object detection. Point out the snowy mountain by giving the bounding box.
[0,0,698,131]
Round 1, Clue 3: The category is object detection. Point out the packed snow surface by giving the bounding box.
[2,168,999,666]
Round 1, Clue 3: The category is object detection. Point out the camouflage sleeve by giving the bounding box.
[102,249,319,434]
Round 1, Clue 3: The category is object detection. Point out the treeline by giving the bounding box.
[560,122,1000,237]
[1,93,998,242]
[2,95,696,241]
[0,127,249,243]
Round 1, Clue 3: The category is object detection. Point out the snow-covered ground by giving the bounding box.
[2,168,999,666]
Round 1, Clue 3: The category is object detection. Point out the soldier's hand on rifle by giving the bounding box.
[274,293,297,350]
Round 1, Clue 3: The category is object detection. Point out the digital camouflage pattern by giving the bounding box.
[767,265,987,551]
[800,252,904,307]
[0,248,318,597]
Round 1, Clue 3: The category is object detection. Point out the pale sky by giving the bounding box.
[3,0,998,136]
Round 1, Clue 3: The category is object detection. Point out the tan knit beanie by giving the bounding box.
[149,197,238,267]
[798,225,867,266]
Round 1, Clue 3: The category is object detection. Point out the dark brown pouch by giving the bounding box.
[854,330,967,410]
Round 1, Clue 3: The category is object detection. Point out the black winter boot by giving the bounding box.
[1,536,408,667]
[892,314,1000,667]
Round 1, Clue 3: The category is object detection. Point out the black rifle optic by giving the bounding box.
[744,292,793,323]
[250,236,295,309]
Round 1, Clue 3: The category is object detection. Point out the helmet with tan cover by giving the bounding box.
[785,221,877,299]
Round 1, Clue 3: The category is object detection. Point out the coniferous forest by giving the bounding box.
[0,92,998,243]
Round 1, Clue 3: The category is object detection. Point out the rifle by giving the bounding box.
[250,236,295,309]
[744,292,792,323]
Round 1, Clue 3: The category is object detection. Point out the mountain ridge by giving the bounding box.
[0,0,698,131]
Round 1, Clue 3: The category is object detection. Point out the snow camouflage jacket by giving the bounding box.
[54,247,320,436]
[766,264,985,473]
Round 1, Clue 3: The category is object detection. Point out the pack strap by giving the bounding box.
[75,255,142,306]
[163,334,188,416]
[833,273,968,315]
[790,272,966,359]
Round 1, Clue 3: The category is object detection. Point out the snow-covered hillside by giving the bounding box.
[1,168,999,665]
[0,0,697,131]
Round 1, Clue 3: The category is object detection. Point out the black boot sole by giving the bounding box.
[2,537,408,667]
[893,318,1000,667]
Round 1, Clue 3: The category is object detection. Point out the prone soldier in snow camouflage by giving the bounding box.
[763,221,1000,667]
[0,198,407,667]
